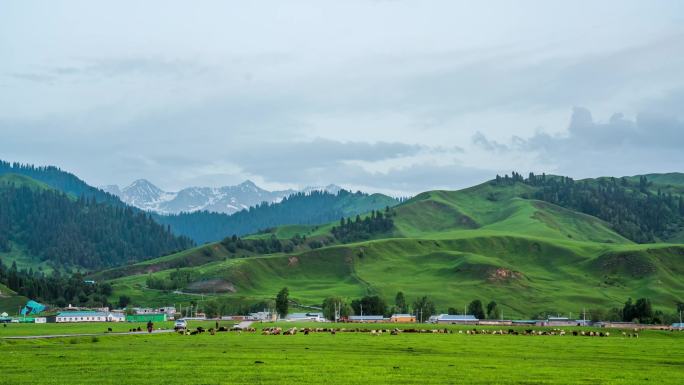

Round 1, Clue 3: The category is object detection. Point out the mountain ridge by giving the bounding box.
[103,179,345,215]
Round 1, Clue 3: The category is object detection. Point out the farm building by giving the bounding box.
[248,311,276,321]
[126,313,167,323]
[348,315,385,323]
[133,307,176,317]
[286,313,325,322]
[430,314,478,324]
[50,311,124,323]
[539,317,579,327]
[390,314,416,323]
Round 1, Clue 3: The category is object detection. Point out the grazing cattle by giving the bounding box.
[107,328,113,332]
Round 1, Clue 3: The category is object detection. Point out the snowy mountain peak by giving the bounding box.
[107,179,347,215]
[100,184,121,196]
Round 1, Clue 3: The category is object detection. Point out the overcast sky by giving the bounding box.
[1,1,683,195]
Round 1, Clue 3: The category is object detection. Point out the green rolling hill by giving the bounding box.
[99,174,684,318]
[0,173,194,271]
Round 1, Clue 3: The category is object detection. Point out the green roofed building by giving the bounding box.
[126,313,167,323]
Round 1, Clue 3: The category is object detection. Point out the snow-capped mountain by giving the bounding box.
[103,179,343,215]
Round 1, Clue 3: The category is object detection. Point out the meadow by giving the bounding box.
[1,322,683,385]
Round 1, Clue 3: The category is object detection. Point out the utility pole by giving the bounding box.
[360,303,363,323]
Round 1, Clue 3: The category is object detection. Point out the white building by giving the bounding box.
[430,314,479,324]
[134,307,176,317]
[53,311,124,323]
[249,311,276,321]
[286,312,325,322]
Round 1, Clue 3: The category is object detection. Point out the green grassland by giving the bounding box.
[94,179,684,318]
[0,282,27,313]
[1,326,683,384]
[0,173,53,191]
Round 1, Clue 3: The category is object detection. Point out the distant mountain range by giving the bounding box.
[102,179,343,215]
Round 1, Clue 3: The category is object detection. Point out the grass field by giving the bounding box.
[1,322,683,384]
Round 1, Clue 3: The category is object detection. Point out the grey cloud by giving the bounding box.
[522,107,684,152]
[233,139,427,176]
[244,159,494,195]
[472,132,509,152]
[475,105,684,178]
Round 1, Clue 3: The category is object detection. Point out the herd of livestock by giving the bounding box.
[175,325,642,338]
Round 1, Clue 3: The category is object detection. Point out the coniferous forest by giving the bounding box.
[493,172,684,243]
[0,182,194,269]
[0,160,123,206]
[331,208,395,243]
[154,190,398,244]
[0,257,113,307]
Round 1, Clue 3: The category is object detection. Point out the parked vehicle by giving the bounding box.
[174,319,187,331]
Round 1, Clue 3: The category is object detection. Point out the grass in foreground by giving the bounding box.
[1,325,682,385]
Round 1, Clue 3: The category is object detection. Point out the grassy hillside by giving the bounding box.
[0,173,52,191]
[102,176,684,318]
[393,182,628,243]
[0,282,27,314]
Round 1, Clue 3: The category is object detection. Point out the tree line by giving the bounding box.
[0,257,113,308]
[493,172,684,243]
[0,160,123,206]
[0,182,194,269]
[330,208,395,243]
[154,190,398,244]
